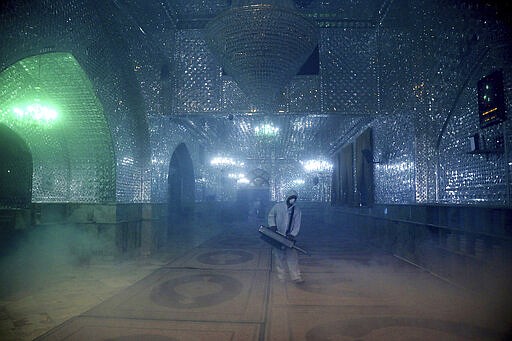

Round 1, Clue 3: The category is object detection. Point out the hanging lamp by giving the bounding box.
[204,0,319,110]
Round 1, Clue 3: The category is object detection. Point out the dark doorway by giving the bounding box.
[168,143,195,232]
[0,125,32,256]
[355,128,374,206]
[0,124,32,208]
[340,143,354,205]
[236,187,270,221]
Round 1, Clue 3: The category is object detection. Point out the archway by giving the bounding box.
[0,124,32,208]
[168,143,195,227]
[236,168,271,220]
[0,52,115,203]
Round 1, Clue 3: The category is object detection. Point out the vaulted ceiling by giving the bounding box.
[2,0,509,167]
[113,0,509,164]
[162,0,393,161]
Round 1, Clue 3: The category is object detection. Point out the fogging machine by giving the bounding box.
[258,225,309,255]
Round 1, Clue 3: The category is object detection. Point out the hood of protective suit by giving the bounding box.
[285,189,298,202]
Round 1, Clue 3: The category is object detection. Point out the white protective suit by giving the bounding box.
[267,189,303,282]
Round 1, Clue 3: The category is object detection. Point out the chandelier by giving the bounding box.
[204,0,318,110]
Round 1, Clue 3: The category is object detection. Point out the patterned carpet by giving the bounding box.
[35,221,506,340]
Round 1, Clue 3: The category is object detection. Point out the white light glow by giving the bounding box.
[237,177,250,184]
[293,179,305,185]
[151,158,165,164]
[385,161,413,172]
[254,123,279,137]
[210,156,244,167]
[293,119,313,130]
[121,156,134,165]
[301,159,333,172]
[228,172,246,179]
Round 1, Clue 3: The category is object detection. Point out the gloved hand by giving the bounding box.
[286,234,295,241]
[270,226,277,232]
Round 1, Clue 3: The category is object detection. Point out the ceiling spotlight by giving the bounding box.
[293,179,305,185]
[254,123,279,137]
[210,156,244,167]
[301,159,333,172]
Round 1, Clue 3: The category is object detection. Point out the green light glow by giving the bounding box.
[0,52,116,203]
[12,103,58,123]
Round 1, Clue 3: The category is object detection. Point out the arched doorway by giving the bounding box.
[0,124,32,208]
[236,168,271,221]
[0,52,115,203]
[168,143,195,230]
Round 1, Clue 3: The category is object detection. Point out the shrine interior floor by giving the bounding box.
[1,216,510,340]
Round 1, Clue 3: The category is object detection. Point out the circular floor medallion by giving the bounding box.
[294,278,360,297]
[104,335,178,341]
[150,274,243,309]
[196,250,253,265]
[216,238,256,248]
[305,317,502,340]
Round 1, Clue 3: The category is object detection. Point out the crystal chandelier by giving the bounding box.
[204,0,319,110]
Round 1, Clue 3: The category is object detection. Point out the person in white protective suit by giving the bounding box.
[267,189,304,283]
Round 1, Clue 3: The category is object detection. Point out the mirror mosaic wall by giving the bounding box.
[0,0,510,206]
